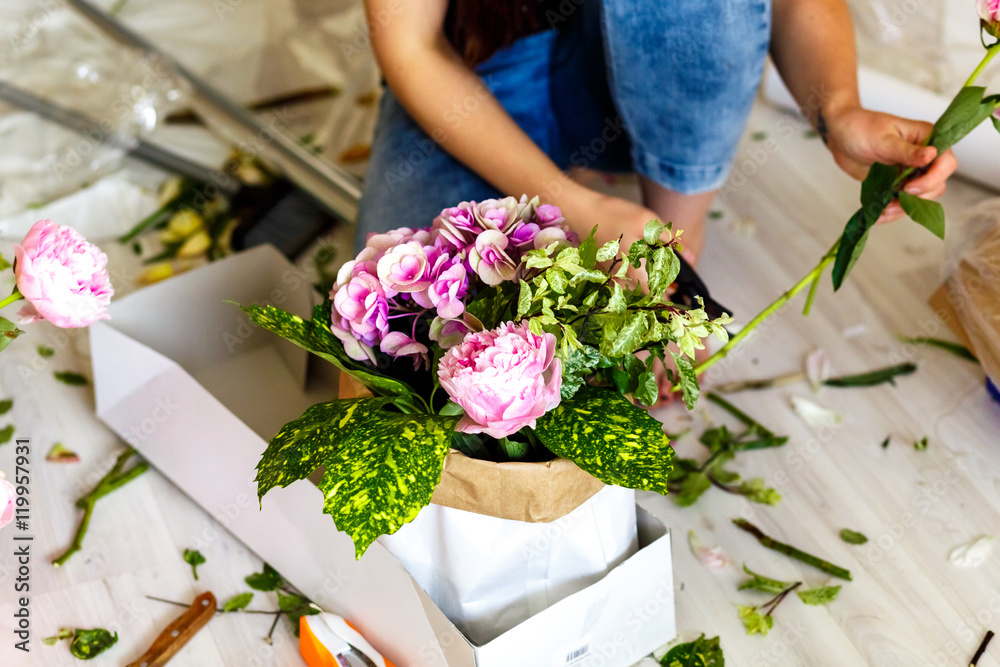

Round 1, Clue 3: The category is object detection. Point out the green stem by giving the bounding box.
[689,243,838,381]
[705,393,782,441]
[0,290,24,310]
[145,595,289,616]
[732,518,852,581]
[801,272,821,316]
[53,449,148,567]
[762,582,802,618]
[964,42,1000,88]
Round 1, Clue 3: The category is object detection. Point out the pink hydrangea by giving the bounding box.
[469,230,517,286]
[332,271,388,348]
[0,471,14,530]
[13,220,113,327]
[380,331,429,370]
[437,321,562,438]
[377,241,431,295]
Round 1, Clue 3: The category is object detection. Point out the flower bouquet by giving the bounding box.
[243,196,730,557]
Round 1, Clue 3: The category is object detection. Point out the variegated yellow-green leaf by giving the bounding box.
[533,386,674,493]
[318,410,459,558]
[240,303,415,398]
[256,398,391,497]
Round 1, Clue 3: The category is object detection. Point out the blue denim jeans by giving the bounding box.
[356,0,771,248]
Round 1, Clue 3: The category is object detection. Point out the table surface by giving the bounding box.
[1,97,999,667]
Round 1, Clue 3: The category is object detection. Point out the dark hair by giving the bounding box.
[446,0,557,66]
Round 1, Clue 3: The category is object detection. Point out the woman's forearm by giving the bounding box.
[770,0,861,134]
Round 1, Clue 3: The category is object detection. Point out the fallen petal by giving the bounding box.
[791,396,842,427]
[805,349,830,393]
[949,535,995,567]
[688,530,732,569]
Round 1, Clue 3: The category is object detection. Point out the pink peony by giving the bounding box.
[469,230,517,286]
[0,471,14,530]
[13,220,113,327]
[438,321,562,438]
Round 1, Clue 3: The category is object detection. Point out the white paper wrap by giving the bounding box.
[378,485,639,646]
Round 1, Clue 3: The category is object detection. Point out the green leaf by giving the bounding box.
[823,362,917,387]
[278,590,320,631]
[797,585,842,606]
[317,410,459,558]
[240,303,415,399]
[465,280,518,330]
[545,267,568,294]
[183,548,206,580]
[859,162,898,214]
[898,335,977,362]
[601,312,651,357]
[69,628,118,660]
[256,398,391,498]
[533,386,674,494]
[54,371,88,386]
[0,399,12,415]
[914,437,929,451]
[674,471,711,507]
[516,280,533,320]
[37,345,55,358]
[0,254,10,270]
[738,478,781,506]
[0,425,15,445]
[832,209,870,291]
[643,219,669,245]
[897,192,945,239]
[0,317,24,353]
[839,528,868,545]
[245,563,284,591]
[602,282,627,314]
[931,86,993,154]
[738,565,796,595]
[223,592,254,612]
[659,634,725,666]
[578,232,598,269]
[596,239,620,263]
[647,245,681,298]
[671,351,700,410]
[737,606,773,636]
[635,370,659,407]
[627,239,651,268]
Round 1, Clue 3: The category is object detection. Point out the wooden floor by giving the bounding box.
[0,99,998,666]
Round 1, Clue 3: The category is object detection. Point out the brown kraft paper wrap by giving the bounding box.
[929,220,1000,382]
[338,372,606,523]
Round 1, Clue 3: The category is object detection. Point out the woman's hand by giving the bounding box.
[820,102,958,221]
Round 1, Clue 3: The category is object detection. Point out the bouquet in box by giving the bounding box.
[242,195,731,557]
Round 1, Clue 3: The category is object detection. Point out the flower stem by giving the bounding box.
[732,518,852,581]
[762,582,802,618]
[0,290,23,310]
[964,42,1000,88]
[53,448,148,567]
[690,243,838,380]
[970,630,995,667]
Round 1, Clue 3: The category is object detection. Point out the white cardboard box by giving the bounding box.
[90,245,677,667]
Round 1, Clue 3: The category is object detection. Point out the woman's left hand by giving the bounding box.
[820,104,958,222]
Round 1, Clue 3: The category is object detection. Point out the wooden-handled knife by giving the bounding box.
[126,592,216,667]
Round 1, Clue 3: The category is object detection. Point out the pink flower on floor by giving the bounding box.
[438,321,562,438]
[13,220,113,328]
[0,471,14,530]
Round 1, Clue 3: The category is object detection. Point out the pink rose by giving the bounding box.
[377,242,431,295]
[978,0,1000,23]
[13,220,113,327]
[0,471,14,530]
[437,321,562,438]
[469,230,517,286]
